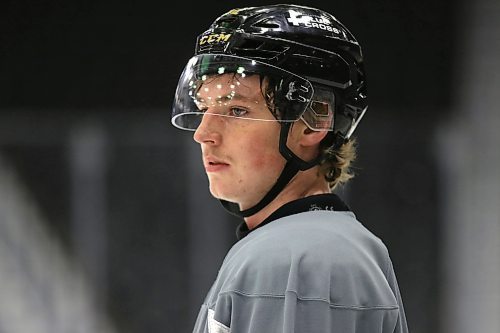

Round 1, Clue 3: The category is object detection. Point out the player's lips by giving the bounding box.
[203,156,230,172]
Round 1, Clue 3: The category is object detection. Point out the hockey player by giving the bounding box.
[171,4,408,333]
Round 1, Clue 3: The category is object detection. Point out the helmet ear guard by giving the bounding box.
[300,85,335,132]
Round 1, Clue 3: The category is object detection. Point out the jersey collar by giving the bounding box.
[236,193,350,240]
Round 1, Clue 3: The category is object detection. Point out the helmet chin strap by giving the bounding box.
[219,122,320,218]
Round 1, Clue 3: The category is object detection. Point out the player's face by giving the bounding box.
[193,74,286,210]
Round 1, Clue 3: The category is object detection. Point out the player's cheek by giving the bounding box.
[247,142,283,171]
[237,124,283,174]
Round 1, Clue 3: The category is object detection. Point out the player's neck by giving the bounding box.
[243,166,330,230]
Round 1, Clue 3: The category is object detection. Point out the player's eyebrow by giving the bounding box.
[197,92,251,105]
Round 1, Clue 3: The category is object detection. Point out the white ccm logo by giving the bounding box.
[286,9,347,38]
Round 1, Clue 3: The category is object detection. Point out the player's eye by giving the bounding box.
[230,107,248,117]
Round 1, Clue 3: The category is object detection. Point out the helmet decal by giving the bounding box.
[285,9,348,38]
[227,9,241,15]
[198,33,232,47]
[285,81,310,103]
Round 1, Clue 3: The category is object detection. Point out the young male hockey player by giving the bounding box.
[171,4,408,333]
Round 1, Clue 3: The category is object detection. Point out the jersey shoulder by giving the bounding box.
[216,211,397,309]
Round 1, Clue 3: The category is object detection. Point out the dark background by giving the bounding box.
[0,0,461,332]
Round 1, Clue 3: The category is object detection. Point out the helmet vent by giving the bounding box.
[232,40,289,60]
[215,16,241,29]
[236,39,265,50]
[253,18,280,29]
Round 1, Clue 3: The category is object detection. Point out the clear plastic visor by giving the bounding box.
[171,54,314,131]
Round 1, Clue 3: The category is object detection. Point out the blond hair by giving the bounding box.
[319,138,357,189]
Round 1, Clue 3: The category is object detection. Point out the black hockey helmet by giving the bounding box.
[173,4,367,146]
[171,5,367,217]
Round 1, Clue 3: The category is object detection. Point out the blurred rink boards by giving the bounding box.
[0,155,116,333]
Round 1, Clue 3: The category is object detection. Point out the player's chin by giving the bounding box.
[208,183,228,200]
[208,184,238,202]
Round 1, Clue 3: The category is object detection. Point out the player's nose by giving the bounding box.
[193,112,223,145]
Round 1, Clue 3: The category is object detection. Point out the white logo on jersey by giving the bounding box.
[208,309,231,333]
[309,204,322,211]
[309,204,336,212]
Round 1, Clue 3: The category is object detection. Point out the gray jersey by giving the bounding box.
[193,210,408,333]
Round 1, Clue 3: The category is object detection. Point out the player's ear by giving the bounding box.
[289,121,328,147]
[299,125,328,147]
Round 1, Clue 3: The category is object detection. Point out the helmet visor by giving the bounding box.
[171,54,314,130]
